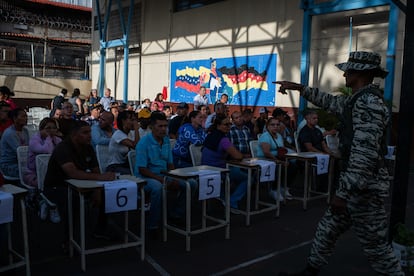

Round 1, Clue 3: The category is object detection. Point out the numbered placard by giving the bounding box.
[198,171,221,200]
[101,180,137,213]
[315,154,329,175]
[0,191,13,224]
[254,160,276,182]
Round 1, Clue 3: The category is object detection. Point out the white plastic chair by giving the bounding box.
[293,131,301,153]
[16,146,31,188]
[25,124,38,139]
[36,154,51,191]
[249,140,259,158]
[127,150,136,175]
[169,138,177,149]
[326,134,339,152]
[189,144,202,166]
[95,144,111,173]
[35,153,55,206]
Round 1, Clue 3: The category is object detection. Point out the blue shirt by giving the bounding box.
[135,134,172,177]
[91,124,115,150]
[0,125,29,177]
[172,123,206,161]
[256,131,283,158]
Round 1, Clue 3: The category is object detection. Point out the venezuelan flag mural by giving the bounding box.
[170,54,277,106]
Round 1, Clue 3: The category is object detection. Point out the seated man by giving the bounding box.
[58,102,77,140]
[91,111,115,149]
[0,101,11,139]
[168,102,189,139]
[135,112,196,238]
[298,110,332,154]
[298,110,332,191]
[82,103,102,126]
[229,111,252,157]
[137,108,152,138]
[44,120,116,246]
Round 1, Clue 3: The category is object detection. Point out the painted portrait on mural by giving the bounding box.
[171,54,277,107]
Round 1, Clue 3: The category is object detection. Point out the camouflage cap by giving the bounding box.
[335,51,388,78]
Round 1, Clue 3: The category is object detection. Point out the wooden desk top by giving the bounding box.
[163,165,229,179]
[0,184,27,197]
[66,175,146,191]
[227,158,277,168]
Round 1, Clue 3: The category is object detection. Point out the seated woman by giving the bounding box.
[201,114,247,210]
[24,118,62,187]
[173,110,206,168]
[257,117,285,160]
[106,110,140,174]
[0,108,29,178]
[257,117,293,200]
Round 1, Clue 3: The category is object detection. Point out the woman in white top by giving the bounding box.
[106,110,140,174]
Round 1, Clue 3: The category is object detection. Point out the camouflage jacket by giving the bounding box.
[301,84,390,199]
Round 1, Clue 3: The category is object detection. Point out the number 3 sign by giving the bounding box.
[103,180,137,213]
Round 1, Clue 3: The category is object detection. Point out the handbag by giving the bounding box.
[277,147,288,161]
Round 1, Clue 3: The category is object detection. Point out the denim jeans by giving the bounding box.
[141,177,197,229]
[229,167,248,209]
[141,178,162,229]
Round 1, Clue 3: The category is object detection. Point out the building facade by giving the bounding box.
[91,0,404,112]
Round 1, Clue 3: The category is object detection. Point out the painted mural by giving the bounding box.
[170,54,277,106]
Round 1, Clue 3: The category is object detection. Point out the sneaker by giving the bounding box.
[269,190,284,201]
[49,206,61,223]
[141,202,151,211]
[38,200,49,221]
[92,230,112,241]
[230,208,243,215]
[285,189,293,200]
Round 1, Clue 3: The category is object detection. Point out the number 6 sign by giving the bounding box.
[103,180,137,213]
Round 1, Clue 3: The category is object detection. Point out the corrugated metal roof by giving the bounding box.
[0,32,91,44]
[25,0,92,11]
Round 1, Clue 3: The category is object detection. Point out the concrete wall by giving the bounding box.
[91,0,405,111]
[0,75,91,104]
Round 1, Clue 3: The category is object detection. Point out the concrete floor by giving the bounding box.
[3,170,414,276]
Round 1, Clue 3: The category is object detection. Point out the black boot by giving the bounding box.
[278,264,319,276]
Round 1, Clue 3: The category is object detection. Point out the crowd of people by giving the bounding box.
[0,84,338,234]
[0,50,403,275]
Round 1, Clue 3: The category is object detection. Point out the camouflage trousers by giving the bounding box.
[308,192,404,275]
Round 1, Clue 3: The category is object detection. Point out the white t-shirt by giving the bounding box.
[108,129,135,165]
[139,127,152,138]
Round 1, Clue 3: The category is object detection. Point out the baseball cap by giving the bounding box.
[177,102,189,109]
[138,108,151,119]
[89,103,102,111]
[259,107,269,114]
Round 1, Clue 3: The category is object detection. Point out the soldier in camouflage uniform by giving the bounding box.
[276,51,404,276]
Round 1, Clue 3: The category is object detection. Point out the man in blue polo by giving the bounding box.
[135,112,196,238]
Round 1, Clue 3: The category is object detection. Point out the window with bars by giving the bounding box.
[173,0,224,12]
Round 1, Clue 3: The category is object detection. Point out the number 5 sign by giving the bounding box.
[198,171,221,200]
[103,180,137,213]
